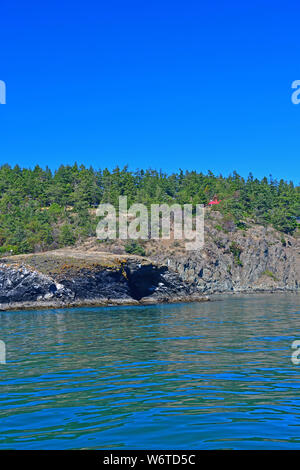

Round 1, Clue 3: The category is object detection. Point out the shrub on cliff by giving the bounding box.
[124,240,146,256]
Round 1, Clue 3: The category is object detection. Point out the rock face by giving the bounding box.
[0,214,299,310]
[154,221,300,293]
[0,264,74,304]
[0,254,207,310]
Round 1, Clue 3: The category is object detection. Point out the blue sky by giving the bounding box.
[0,0,300,183]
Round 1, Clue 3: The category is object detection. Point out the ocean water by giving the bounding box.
[0,293,299,449]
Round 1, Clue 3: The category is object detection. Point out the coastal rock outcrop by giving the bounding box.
[0,252,208,310]
[0,264,74,304]
[0,212,299,311]
[153,217,300,293]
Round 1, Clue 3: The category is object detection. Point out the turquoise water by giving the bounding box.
[0,294,299,449]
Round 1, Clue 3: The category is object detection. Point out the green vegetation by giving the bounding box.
[229,242,243,266]
[124,240,146,256]
[261,270,278,281]
[281,237,287,247]
[0,164,299,254]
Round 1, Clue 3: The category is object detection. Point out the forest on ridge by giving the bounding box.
[0,163,299,255]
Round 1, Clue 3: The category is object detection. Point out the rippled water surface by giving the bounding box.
[0,294,300,449]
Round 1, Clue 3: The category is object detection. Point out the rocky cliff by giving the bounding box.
[0,251,208,310]
[76,210,300,294]
[152,212,300,293]
[0,211,299,310]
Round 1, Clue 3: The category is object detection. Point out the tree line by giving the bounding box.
[0,163,299,254]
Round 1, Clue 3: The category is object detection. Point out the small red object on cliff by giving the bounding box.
[208,195,221,206]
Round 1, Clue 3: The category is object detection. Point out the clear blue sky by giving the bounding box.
[0,0,300,183]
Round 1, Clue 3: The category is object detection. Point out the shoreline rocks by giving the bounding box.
[1,220,299,313]
[0,254,210,311]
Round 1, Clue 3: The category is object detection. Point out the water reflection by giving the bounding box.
[0,293,299,449]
